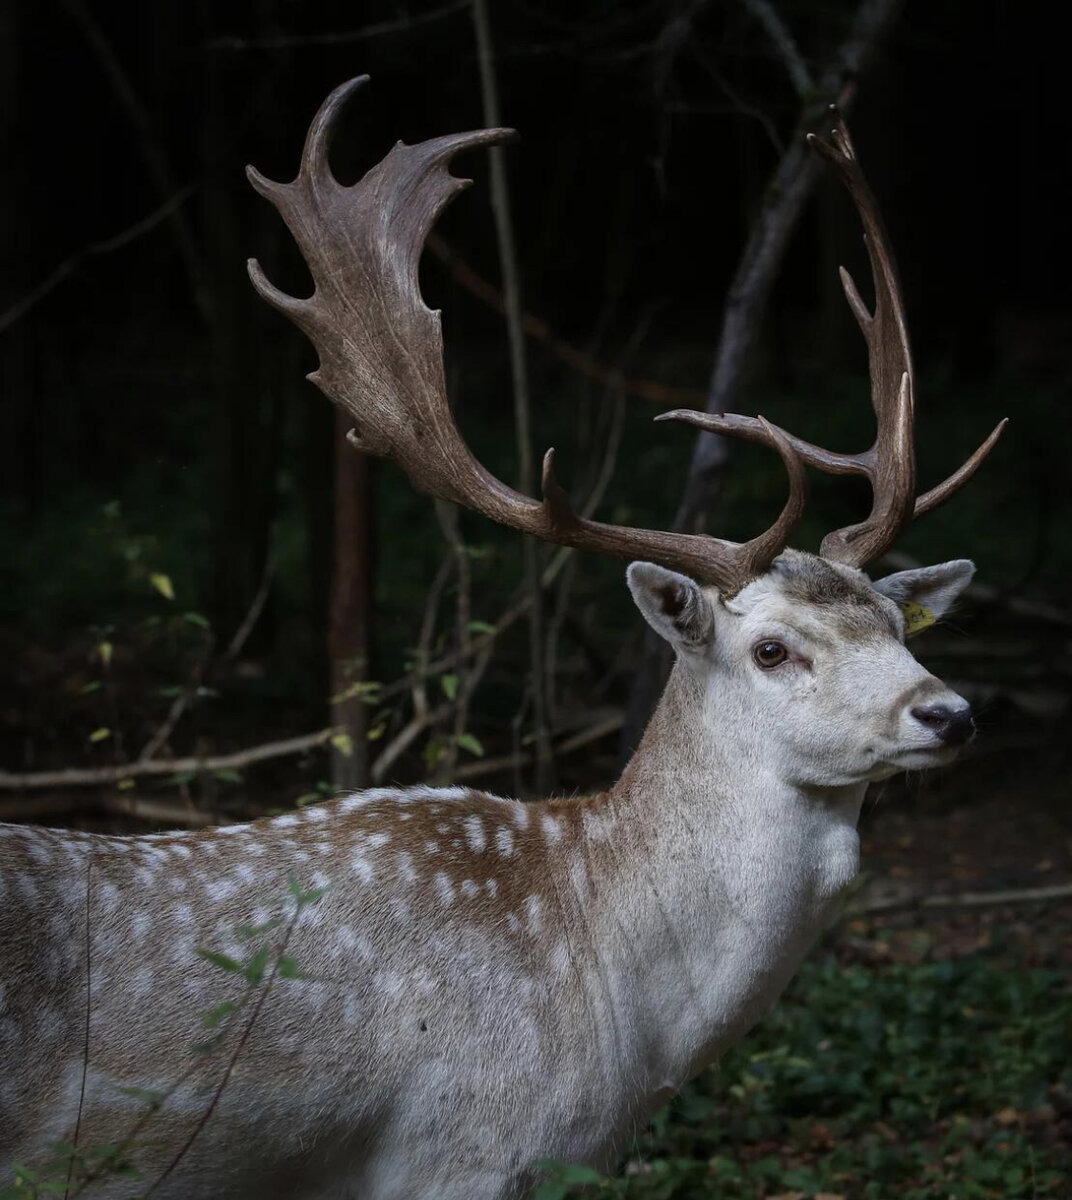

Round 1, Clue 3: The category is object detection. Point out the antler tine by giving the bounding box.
[809,105,1009,563]
[805,106,917,565]
[667,107,1006,570]
[248,78,809,596]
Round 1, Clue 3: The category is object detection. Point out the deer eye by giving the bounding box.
[752,641,789,669]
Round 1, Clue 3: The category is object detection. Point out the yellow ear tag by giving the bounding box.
[901,600,936,637]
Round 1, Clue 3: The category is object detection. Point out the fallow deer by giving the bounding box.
[0,78,1005,1198]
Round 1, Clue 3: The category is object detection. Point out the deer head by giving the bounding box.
[627,552,977,794]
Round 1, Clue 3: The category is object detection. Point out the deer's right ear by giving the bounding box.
[627,563,714,652]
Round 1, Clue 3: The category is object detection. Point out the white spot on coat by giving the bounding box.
[351,852,374,884]
[540,815,562,843]
[463,816,486,852]
[434,872,455,906]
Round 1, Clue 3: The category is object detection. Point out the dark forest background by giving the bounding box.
[2,1,1072,1194]
[3,0,1071,803]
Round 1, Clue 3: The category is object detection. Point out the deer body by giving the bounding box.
[2,553,976,1197]
[0,701,859,1200]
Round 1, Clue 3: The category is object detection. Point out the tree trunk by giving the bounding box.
[329,413,375,791]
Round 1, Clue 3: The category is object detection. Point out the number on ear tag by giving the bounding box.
[901,600,936,637]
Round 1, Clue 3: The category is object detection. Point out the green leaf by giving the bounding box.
[96,641,114,667]
[330,732,353,757]
[245,946,270,986]
[195,948,242,973]
[440,673,459,700]
[558,1164,605,1185]
[454,732,484,757]
[467,620,496,635]
[277,956,309,980]
[117,778,136,791]
[149,572,175,601]
[236,917,281,941]
[79,680,103,695]
[116,1085,165,1108]
[88,727,111,744]
[213,769,242,784]
[288,876,334,908]
[201,1001,238,1029]
[183,611,211,629]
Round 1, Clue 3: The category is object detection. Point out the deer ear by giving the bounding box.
[627,562,714,652]
[872,559,975,627]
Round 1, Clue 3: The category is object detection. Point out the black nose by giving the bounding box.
[911,701,975,747]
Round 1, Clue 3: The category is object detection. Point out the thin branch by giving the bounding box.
[208,1,468,50]
[371,705,453,785]
[434,501,473,781]
[411,551,456,722]
[673,0,905,532]
[738,0,814,97]
[60,0,210,321]
[426,233,706,408]
[844,882,1072,921]
[447,711,623,783]
[64,855,93,1200]
[0,794,225,826]
[138,561,273,764]
[143,903,307,1195]
[0,187,193,336]
[223,558,274,662]
[472,0,553,792]
[0,730,333,792]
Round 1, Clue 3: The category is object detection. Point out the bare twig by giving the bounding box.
[223,558,274,663]
[60,0,210,321]
[0,188,193,336]
[844,882,1072,921]
[208,1,468,51]
[738,0,815,97]
[0,794,227,826]
[143,906,306,1195]
[411,551,456,722]
[434,501,473,780]
[138,560,273,763]
[447,711,623,783]
[674,0,905,533]
[472,0,553,792]
[426,234,706,408]
[0,730,333,792]
[371,705,453,785]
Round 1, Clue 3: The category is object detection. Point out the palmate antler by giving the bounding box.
[665,107,1007,568]
[248,82,1002,592]
[247,76,806,596]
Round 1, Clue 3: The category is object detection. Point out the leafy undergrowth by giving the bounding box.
[541,931,1072,1199]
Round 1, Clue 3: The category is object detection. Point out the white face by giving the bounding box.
[629,551,977,789]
